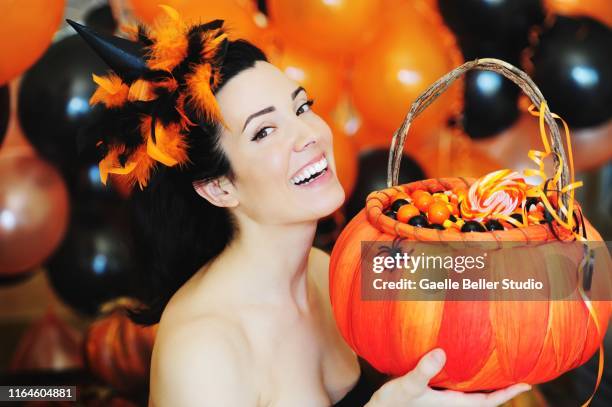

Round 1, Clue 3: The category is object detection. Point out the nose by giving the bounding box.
[292,119,318,152]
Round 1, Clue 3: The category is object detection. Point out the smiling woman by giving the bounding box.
[69,7,531,407]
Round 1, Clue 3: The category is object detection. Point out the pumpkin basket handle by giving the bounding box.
[387,58,571,223]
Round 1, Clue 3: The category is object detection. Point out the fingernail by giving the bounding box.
[519,384,532,392]
[430,349,446,365]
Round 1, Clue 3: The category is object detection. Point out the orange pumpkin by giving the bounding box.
[329,59,612,391]
[84,306,157,393]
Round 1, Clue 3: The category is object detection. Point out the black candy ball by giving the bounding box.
[510,213,524,225]
[408,215,429,228]
[391,199,410,212]
[485,220,505,231]
[461,221,486,232]
[384,210,397,220]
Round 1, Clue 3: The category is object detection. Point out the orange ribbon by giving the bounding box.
[525,102,603,407]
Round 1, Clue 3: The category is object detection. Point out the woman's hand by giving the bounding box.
[366,349,531,407]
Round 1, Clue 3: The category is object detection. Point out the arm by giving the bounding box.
[151,317,258,407]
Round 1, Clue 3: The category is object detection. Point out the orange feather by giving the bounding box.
[146,9,189,71]
[90,73,129,108]
[184,63,225,126]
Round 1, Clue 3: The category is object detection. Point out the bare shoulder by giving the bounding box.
[150,315,258,407]
[308,247,331,299]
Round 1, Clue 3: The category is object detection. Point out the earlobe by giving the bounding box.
[192,178,239,208]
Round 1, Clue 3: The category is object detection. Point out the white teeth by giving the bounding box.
[291,156,329,185]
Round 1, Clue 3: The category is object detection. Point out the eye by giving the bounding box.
[296,99,314,115]
[251,126,274,141]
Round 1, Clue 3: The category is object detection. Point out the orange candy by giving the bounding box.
[411,190,430,200]
[414,194,434,212]
[397,204,420,223]
[394,191,411,201]
[427,201,451,225]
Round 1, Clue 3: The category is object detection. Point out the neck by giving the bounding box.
[210,213,318,313]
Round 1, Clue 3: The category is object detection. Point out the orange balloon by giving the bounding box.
[0,154,69,276]
[267,0,383,56]
[0,0,65,84]
[545,0,612,28]
[270,46,344,116]
[331,127,358,197]
[129,0,268,43]
[415,127,502,180]
[350,2,462,145]
[352,124,392,153]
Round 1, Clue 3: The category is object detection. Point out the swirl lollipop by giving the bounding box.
[460,169,529,222]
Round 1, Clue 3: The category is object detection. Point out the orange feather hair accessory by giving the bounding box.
[70,6,229,191]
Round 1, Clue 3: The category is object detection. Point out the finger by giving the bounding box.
[397,348,446,397]
[482,383,532,406]
[431,383,531,407]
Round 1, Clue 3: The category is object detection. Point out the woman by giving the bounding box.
[69,9,531,406]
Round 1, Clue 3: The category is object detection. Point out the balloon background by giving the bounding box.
[0,1,610,406]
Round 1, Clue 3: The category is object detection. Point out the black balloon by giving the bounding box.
[531,16,612,128]
[256,0,268,15]
[438,0,544,51]
[18,35,108,175]
[17,35,127,203]
[84,5,117,35]
[45,205,138,316]
[345,149,425,220]
[462,69,520,139]
[0,86,9,146]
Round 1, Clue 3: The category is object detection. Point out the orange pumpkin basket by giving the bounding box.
[329,58,611,394]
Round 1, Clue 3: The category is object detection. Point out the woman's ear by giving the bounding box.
[192,177,239,208]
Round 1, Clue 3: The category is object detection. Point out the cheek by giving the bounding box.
[232,143,291,213]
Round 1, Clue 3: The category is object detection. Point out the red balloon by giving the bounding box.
[350,2,462,145]
[545,0,612,28]
[568,119,612,172]
[475,113,612,177]
[0,154,69,276]
[268,0,383,56]
[0,0,65,84]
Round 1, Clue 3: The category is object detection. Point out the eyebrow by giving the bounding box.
[241,86,306,132]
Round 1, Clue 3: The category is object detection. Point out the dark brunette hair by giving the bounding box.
[127,39,267,325]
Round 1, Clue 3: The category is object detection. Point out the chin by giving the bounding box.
[308,179,346,221]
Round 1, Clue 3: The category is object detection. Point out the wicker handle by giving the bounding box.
[387,58,570,222]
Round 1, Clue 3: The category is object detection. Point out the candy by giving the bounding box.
[427,201,451,225]
[397,204,420,223]
[460,170,528,222]
[414,194,434,212]
[391,198,410,212]
[485,220,504,231]
[408,215,429,228]
[461,221,486,232]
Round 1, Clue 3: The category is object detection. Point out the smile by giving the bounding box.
[291,156,328,186]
